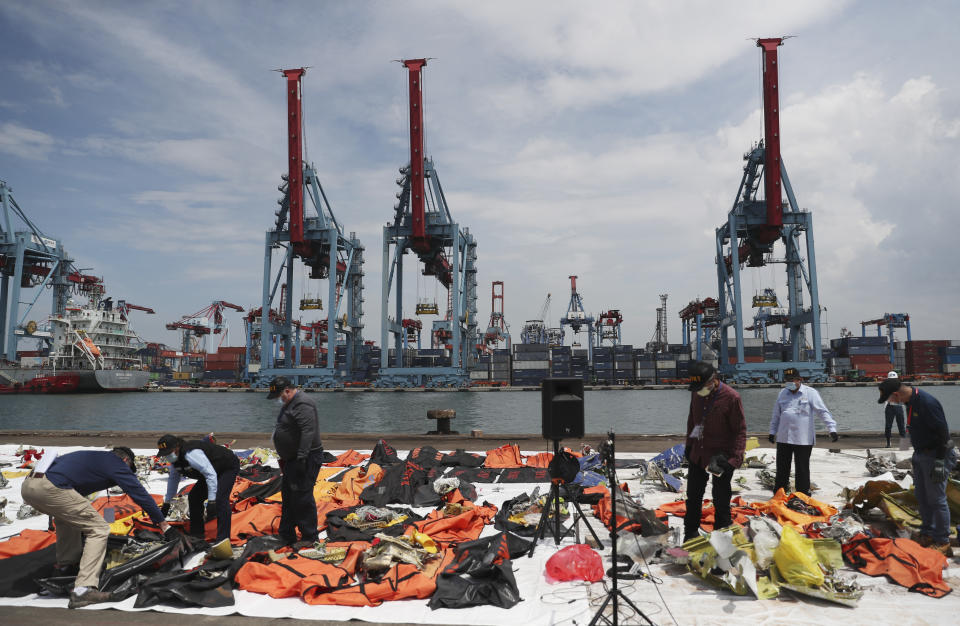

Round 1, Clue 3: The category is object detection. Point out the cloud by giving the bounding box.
[0,122,56,160]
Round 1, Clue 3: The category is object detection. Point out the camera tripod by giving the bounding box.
[528,439,603,558]
[589,431,653,626]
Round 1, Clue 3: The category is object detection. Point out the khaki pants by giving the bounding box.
[21,476,109,588]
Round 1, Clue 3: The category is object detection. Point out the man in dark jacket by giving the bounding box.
[878,378,956,556]
[157,434,240,542]
[682,361,747,543]
[21,447,171,608]
[269,376,324,547]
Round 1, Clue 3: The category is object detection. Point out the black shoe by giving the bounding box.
[291,539,316,550]
[52,562,79,577]
[68,588,112,609]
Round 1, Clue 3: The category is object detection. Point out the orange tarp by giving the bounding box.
[654,496,758,532]
[327,450,371,467]
[750,489,838,529]
[484,444,524,468]
[0,529,56,559]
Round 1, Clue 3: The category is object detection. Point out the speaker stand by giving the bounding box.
[528,440,603,558]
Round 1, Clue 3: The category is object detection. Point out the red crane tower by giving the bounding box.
[167,300,245,354]
[115,300,155,322]
[482,281,510,352]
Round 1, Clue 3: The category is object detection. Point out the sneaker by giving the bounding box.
[68,588,112,609]
[931,543,954,557]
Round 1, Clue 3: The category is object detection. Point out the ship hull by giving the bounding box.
[0,368,149,393]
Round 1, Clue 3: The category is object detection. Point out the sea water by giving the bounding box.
[1,386,958,435]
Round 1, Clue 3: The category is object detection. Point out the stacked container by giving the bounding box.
[592,346,613,383]
[941,343,960,375]
[571,349,589,381]
[655,352,677,379]
[613,344,634,383]
[634,349,655,383]
[904,340,948,375]
[491,348,511,384]
[551,345,571,377]
[471,353,492,382]
[512,344,549,386]
[203,346,245,382]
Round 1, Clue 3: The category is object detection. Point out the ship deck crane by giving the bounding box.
[860,313,911,364]
[679,297,719,360]
[560,276,595,363]
[521,293,551,345]
[114,300,155,322]
[257,68,365,388]
[714,38,825,382]
[379,59,478,388]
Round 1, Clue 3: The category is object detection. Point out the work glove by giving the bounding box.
[205,500,218,522]
[830,432,839,443]
[707,454,729,476]
[163,525,179,541]
[768,434,776,444]
[160,502,171,517]
[930,459,948,482]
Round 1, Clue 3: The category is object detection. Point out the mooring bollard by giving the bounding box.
[427,409,457,435]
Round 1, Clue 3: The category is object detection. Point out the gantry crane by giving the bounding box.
[521,293,551,345]
[595,310,623,346]
[679,297,719,360]
[860,313,911,364]
[482,281,510,352]
[256,68,365,388]
[714,38,825,382]
[379,59,478,387]
[560,276,595,363]
[0,179,103,363]
[166,300,244,355]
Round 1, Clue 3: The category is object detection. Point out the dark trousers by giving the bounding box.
[774,443,813,496]
[278,448,324,544]
[684,462,734,541]
[884,405,906,440]
[188,457,241,541]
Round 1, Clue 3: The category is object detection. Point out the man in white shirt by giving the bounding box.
[768,367,838,495]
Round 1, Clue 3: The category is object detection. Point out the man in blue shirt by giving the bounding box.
[157,434,240,543]
[20,447,170,609]
[769,368,838,496]
[878,378,956,556]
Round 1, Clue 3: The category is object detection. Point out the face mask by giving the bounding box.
[784,381,800,391]
[166,452,178,463]
[696,384,712,397]
[276,398,284,406]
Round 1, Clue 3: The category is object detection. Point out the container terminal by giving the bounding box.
[2,42,959,392]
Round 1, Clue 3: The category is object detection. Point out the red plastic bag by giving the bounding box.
[545,544,605,583]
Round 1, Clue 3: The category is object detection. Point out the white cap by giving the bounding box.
[887,371,898,379]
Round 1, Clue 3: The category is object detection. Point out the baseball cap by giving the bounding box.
[267,376,294,399]
[156,434,180,457]
[688,361,716,392]
[877,377,902,404]
[783,367,801,380]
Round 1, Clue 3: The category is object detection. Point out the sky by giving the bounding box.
[2,0,959,352]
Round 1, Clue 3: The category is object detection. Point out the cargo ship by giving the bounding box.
[0,293,150,393]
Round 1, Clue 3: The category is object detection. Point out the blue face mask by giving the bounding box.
[166,452,178,463]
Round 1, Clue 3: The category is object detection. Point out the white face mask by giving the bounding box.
[784,381,800,391]
[276,397,284,406]
[166,452,178,463]
[696,382,713,397]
